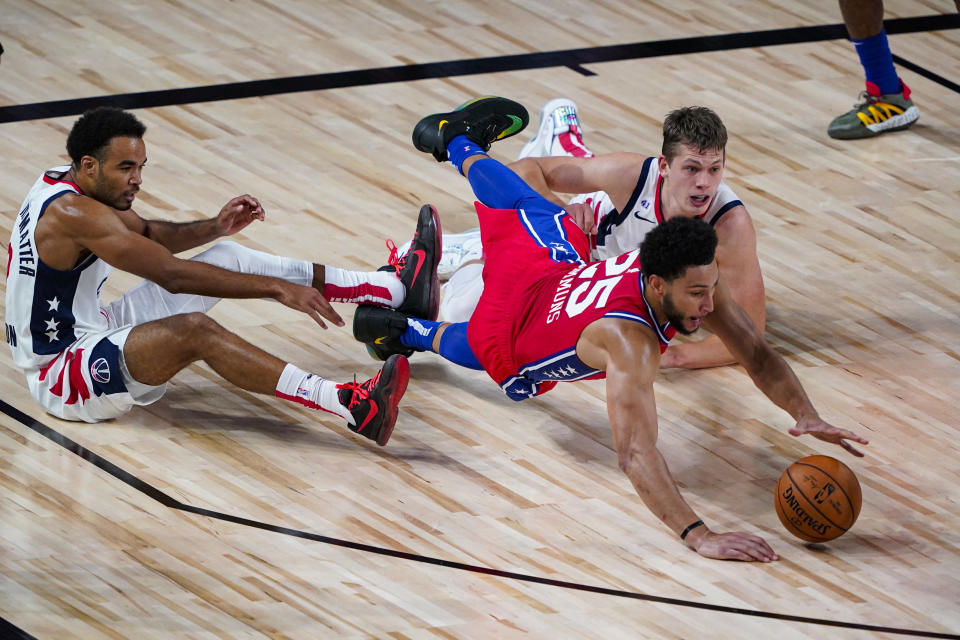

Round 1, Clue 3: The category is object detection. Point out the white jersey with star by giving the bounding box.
[568,156,743,260]
[5,166,114,371]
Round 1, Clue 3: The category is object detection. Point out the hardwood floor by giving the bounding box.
[1,2,958,638]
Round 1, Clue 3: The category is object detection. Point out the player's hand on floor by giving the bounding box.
[789,416,869,457]
[565,202,597,236]
[216,194,265,236]
[690,529,779,562]
[275,282,344,329]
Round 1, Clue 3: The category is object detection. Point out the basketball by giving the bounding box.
[775,455,862,542]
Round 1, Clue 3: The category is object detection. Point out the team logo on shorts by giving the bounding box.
[91,358,111,384]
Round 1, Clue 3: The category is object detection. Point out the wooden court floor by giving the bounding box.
[1,1,959,638]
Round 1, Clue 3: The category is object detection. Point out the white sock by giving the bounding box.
[275,364,353,424]
[323,266,404,307]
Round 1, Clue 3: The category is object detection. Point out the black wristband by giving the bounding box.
[680,519,705,541]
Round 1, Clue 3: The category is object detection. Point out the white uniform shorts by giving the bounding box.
[22,242,314,423]
[24,326,166,423]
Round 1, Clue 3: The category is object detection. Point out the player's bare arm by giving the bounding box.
[705,279,869,456]
[115,194,266,254]
[42,194,342,328]
[661,205,766,369]
[509,152,645,211]
[577,318,778,562]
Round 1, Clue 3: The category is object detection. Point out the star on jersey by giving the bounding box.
[44,319,60,342]
[47,297,60,312]
[545,364,579,379]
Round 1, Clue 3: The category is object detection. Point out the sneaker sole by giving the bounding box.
[373,354,410,446]
[829,105,920,139]
[865,105,919,134]
[412,97,529,161]
[422,204,443,321]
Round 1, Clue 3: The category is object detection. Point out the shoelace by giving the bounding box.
[339,371,381,409]
[385,231,418,271]
[853,91,880,108]
[385,239,403,271]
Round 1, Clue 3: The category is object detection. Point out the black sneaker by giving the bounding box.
[412,96,529,162]
[388,203,443,321]
[353,306,412,361]
[337,354,409,446]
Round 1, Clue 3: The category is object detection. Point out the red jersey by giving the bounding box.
[467,202,675,401]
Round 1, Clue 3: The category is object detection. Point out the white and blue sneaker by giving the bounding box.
[517,98,596,159]
[397,227,483,280]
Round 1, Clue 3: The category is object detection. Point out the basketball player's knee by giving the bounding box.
[174,312,224,342]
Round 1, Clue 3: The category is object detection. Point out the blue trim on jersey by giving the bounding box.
[710,199,742,226]
[603,310,654,327]
[28,191,86,356]
[499,374,542,402]
[518,208,585,265]
[36,189,73,220]
[519,347,599,382]
[597,156,653,249]
[638,275,672,346]
[31,260,81,355]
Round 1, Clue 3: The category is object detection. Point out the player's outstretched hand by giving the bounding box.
[565,201,597,236]
[789,416,869,457]
[691,529,778,562]
[216,194,265,236]
[275,282,344,329]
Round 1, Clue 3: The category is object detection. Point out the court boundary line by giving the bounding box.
[0,14,957,123]
[1,399,957,639]
[0,616,38,640]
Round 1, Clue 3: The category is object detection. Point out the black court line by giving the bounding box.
[892,54,960,94]
[2,400,957,639]
[0,14,957,124]
[0,616,38,640]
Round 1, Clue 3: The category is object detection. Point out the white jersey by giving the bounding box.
[5,166,115,369]
[569,156,743,260]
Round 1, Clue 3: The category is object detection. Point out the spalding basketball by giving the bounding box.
[775,455,862,542]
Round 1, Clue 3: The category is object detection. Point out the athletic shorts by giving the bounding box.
[24,326,165,423]
[466,201,590,401]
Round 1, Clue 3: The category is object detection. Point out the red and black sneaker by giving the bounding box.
[388,203,443,321]
[337,354,409,446]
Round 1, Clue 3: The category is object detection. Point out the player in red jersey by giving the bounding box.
[355,96,869,561]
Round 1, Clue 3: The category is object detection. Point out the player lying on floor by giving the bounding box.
[429,98,765,372]
[354,96,869,561]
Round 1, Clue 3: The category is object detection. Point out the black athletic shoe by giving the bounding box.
[353,306,413,361]
[390,203,443,321]
[337,354,409,446]
[412,96,529,162]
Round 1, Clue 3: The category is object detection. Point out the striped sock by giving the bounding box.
[322,266,404,307]
[274,364,353,424]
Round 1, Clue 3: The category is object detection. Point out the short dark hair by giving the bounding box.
[661,106,727,162]
[66,107,146,167]
[640,216,718,282]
